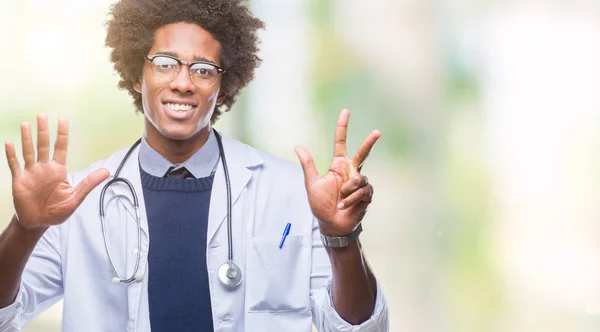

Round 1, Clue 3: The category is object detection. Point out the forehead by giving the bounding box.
[149,22,221,64]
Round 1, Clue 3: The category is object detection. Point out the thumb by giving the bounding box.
[294,146,319,187]
[72,168,110,204]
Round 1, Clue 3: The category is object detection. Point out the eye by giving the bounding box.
[151,56,178,71]
[191,63,217,78]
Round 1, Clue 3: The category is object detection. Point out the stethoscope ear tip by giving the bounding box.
[111,277,121,284]
[135,272,145,282]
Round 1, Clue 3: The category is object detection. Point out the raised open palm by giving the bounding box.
[295,109,381,236]
[5,114,109,230]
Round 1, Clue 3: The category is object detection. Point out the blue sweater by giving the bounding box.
[140,168,215,332]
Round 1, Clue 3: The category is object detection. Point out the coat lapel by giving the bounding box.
[207,134,264,245]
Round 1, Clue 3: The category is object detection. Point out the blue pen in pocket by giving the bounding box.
[279,223,291,248]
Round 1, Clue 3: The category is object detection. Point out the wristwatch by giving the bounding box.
[320,224,363,248]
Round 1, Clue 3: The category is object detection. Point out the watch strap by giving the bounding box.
[320,224,363,248]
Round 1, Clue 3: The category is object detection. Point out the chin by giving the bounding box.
[160,129,198,141]
[159,123,209,142]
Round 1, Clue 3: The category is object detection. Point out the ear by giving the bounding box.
[216,92,227,105]
[133,81,142,93]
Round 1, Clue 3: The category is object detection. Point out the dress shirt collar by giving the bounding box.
[138,128,220,178]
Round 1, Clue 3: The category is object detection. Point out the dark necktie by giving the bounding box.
[163,166,195,179]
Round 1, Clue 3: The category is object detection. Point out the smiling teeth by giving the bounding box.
[166,103,193,111]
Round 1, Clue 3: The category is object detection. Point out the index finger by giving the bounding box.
[53,117,69,165]
[352,130,381,170]
[333,109,350,158]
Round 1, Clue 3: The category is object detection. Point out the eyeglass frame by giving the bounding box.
[145,54,226,88]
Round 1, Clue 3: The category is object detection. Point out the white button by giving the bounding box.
[222,314,232,321]
[127,321,135,331]
[130,248,139,260]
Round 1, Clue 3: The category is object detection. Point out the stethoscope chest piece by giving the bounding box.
[218,262,243,287]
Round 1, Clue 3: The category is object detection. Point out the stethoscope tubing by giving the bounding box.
[99,130,237,286]
[214,131,234,266]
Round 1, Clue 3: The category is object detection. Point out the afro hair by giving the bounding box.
[105,0,264,123]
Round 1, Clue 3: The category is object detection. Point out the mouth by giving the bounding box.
[162,101,198,120]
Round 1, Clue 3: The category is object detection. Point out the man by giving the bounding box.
[0,0,388,331]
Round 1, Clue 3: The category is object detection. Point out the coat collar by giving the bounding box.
[104,133,265,244]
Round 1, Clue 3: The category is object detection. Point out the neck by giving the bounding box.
[144,123,211,165]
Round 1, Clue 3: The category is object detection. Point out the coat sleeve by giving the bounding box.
[0,172,74,332]
[0,224,64,331]
[309,217,389,332]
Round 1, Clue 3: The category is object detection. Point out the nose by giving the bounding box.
[169,66,196,94]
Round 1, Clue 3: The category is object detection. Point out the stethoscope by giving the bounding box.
[99,130,243,288]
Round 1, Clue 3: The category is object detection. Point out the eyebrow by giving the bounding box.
[154,51,217,64]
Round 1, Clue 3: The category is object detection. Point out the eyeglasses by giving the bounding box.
[145,54,225,88]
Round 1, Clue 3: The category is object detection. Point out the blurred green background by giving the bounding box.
[2,0,600,331]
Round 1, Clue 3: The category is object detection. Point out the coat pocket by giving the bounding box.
[245,235,312,313]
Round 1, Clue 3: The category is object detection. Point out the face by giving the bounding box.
[135,22,224,142]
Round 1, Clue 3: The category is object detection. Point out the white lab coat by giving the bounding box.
[0,135,388,332]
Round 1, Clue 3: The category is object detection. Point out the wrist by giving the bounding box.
[10,215,48,240]
[317,220,355,237]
